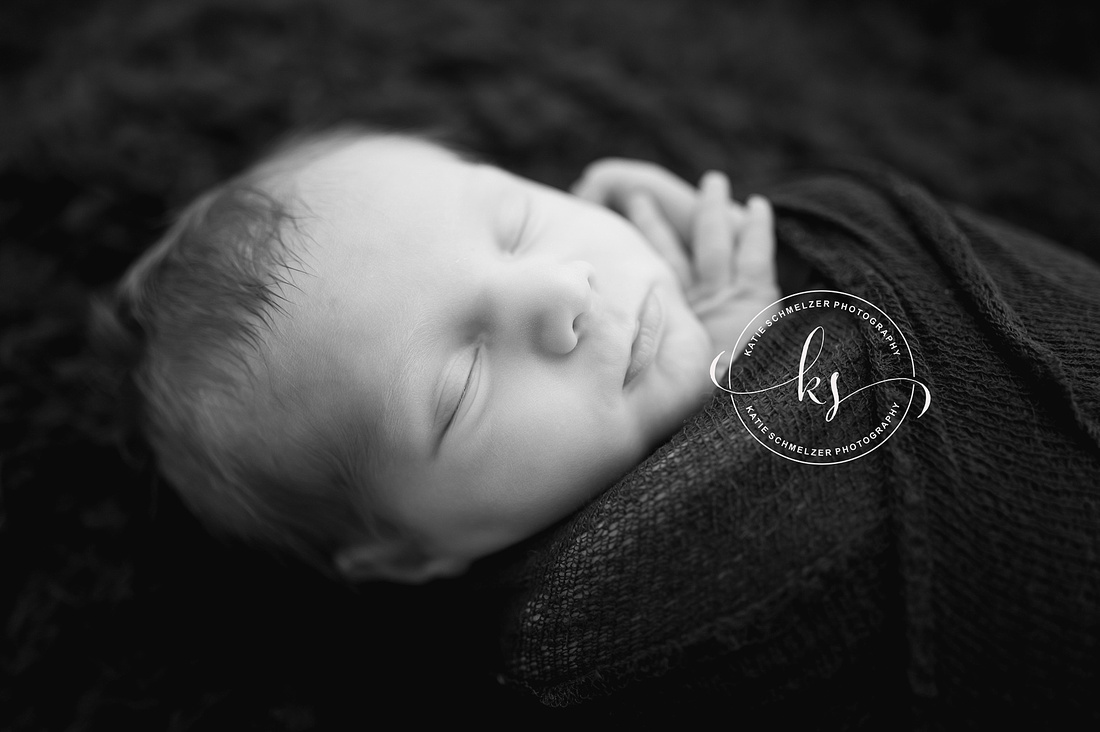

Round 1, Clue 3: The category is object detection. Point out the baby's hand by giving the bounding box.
[573,159,780,371]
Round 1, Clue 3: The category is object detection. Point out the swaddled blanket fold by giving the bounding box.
[496,165,1100,728]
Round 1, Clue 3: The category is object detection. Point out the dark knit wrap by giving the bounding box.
[495,166,1100,728]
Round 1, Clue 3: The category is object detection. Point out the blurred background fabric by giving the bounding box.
[2,0,1098,728]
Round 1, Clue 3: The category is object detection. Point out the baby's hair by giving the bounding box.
[95,127,404,571]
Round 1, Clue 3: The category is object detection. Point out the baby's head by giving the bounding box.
[109,129,715,582]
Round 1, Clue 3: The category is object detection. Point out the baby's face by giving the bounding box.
[275,136,713,570]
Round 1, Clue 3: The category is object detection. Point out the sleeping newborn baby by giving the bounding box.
[105,129,780,582]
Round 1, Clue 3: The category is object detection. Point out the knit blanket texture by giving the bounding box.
[497,166,1100,728]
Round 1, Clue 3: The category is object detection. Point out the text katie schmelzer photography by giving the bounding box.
[711,290,932,465]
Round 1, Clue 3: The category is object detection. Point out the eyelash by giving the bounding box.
[445,347,480,432]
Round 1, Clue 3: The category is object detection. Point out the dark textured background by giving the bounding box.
[2,0,1099,728]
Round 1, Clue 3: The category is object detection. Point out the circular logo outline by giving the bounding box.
[715,289,926,466]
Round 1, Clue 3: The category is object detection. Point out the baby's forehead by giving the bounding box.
[290,134,457,185]
[269,136,470,250]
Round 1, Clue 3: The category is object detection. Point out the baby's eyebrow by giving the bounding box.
[374,300,435,455]
[397,305,453,457]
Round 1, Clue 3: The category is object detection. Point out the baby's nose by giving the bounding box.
[497,260,593,355]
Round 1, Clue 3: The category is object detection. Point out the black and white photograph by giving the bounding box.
[3,0,1099,728]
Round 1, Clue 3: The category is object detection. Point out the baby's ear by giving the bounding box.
[333,539,470,584]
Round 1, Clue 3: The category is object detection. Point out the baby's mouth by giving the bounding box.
[624,287,664,388]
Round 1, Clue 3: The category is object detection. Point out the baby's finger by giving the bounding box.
[572,158,708,239]
[734,196,777,290]
[624,192,692,287]
[692,171,734,289]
